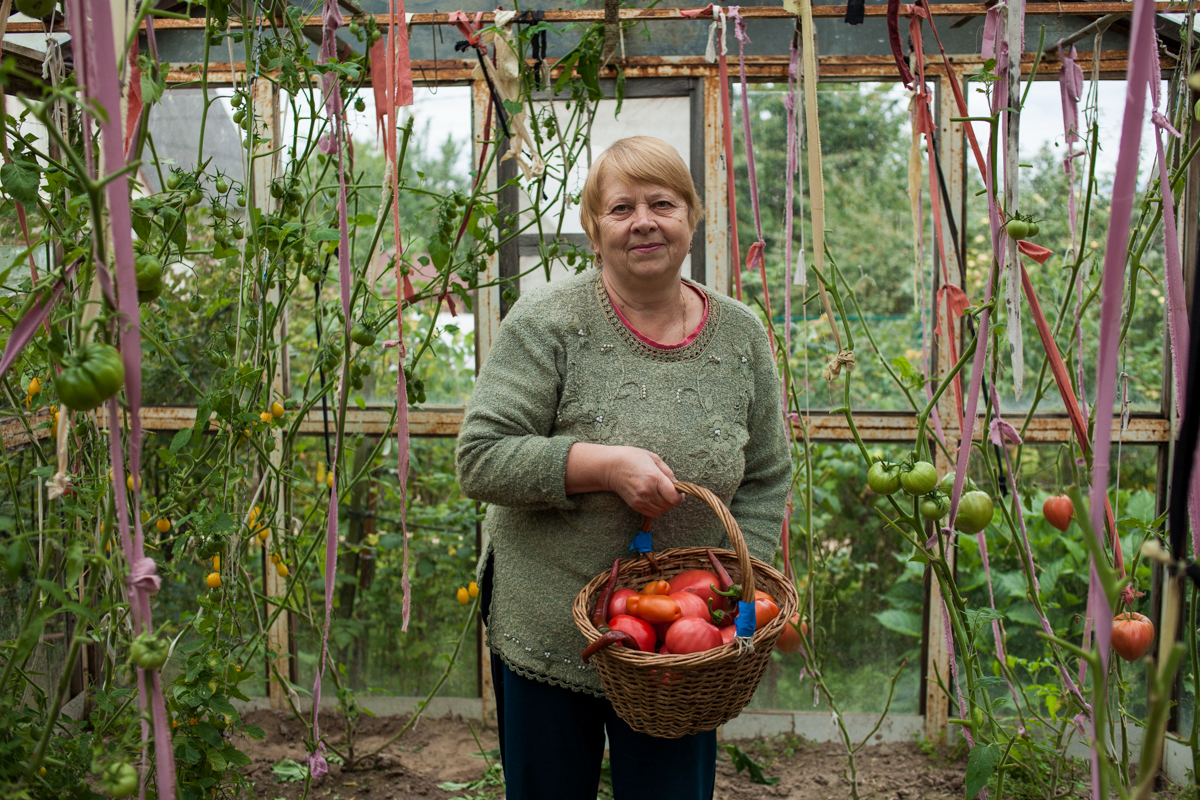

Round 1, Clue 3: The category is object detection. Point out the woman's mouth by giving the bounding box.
[632,243,664,253]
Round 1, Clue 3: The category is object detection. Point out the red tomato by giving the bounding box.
[607,589,637,620]
[626,594,682,625]
[640,580,671,596]
[775,614,806,654]
[607,615,655,653]
[720,625,737,645]
[670,590,711,622]
[1042,495,1074,532]
[658,643,671,655]
[1111,612,1155,662]
[664,617,723,655]
[667,570,726,613]
[732,590,780,628]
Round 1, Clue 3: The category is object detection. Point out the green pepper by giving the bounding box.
[53,342,125,412]
[98,762,138,799]
[129,632,169,670]
[349,323,376,347]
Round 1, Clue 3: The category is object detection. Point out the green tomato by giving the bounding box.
[866,461,902,495]
[1026,221,1040,237]
[354,97,366,113]
[208,351,228,368]
[187,295,204,313]
[165,172,181,190]
[135,255,162,292]
[186,189,202,207]
[54,342,125,412]
[954,491,995,535]
[237,192,247,208]
[129,632,169,670]
[900,461,938,496]
[351,373,364,391]
[232,222,244,239]
[15,0,56,19]
[1005,218,1029,239]
[919,491,950,521]
[938,472,978,495]
[349,323,376,347]
[99,762,138,799]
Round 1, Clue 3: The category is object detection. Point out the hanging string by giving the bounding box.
[795,0,844,366]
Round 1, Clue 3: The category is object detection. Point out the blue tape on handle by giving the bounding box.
[735,600,757,638]
[629,529,653,554]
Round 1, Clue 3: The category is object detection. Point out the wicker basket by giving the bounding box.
[571,481,798,738]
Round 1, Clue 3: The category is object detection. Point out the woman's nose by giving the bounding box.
[629,204,657,233]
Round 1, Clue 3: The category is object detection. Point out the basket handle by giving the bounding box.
[672,481,756,602]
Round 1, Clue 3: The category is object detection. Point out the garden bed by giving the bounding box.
[237,708,975,799]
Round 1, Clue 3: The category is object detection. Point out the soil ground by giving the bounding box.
[235,709,1183,800]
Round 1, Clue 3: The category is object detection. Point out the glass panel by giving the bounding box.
[139,86,475,408]
[752,442,923,714]
[965,80,1166,415]
[955,444,1159,723]
[518,94,695,295]
[733,82,925,413]
[296,437,481,697]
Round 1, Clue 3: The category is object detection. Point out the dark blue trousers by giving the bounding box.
[491,654,718,800]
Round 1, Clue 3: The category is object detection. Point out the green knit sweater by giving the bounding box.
[456,270,790,696]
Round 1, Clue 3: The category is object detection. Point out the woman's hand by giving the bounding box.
[565,443,684,517]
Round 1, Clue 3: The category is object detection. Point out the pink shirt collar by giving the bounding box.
[606,280,710,351]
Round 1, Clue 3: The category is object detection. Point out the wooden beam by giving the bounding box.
[6,4,1186,33]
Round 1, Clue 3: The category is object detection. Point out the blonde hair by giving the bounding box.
[579,137,703,244]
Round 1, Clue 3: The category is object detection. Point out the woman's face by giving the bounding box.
[592,178,692,284]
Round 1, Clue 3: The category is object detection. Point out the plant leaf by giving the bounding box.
[965,742,1000,799]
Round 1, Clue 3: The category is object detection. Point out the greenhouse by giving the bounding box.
[1,0,1198,797]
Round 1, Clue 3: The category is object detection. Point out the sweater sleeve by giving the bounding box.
[728,318,791,565]
[455,299,579,511]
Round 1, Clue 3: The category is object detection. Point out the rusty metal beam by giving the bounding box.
[164,49,1147,86]
[1,407,1171,450]
[7,4,1184,34]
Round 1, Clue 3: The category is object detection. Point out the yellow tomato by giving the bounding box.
[259,411,272,423]
[468,581,479,598]
[27,376,40,395]
[157,518,171,533]
[326,472,334,489]
[456,587,469,605]
[212,555,220,570]
[276,563,289,578]
[257,527,269,543]
[270,552,280,564]
[205,572,221,589]
[127,475,140,491]
[316,464,326,484]
[271,401,285,419]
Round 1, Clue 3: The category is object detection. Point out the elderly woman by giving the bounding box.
[456,136,790,800]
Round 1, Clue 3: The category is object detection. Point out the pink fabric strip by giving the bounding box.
[310,0,352,782]
[71,1,175,796]
[1149,41,1200,559]
[1083,0,1156,793]
[0,263,77,379]
[1091,0,1157,665]
[606,281,709,350]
